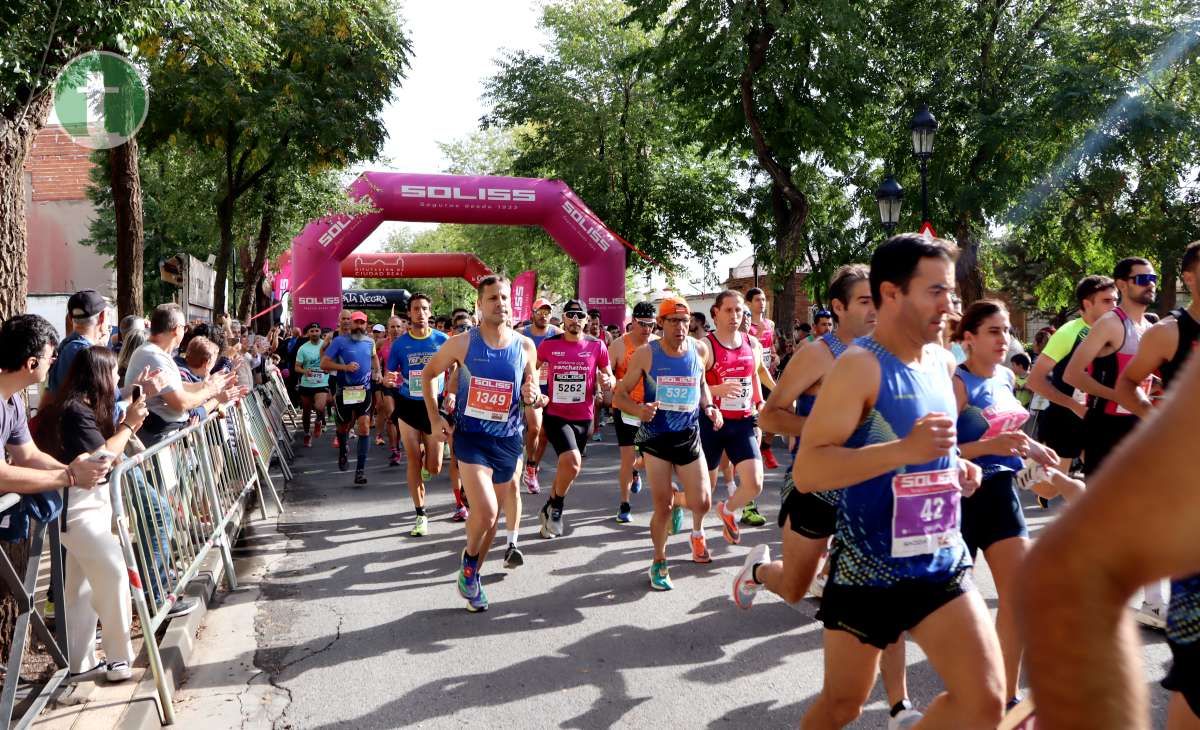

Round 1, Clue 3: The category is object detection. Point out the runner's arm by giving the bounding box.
[1026,353,1078,412]
[758,342,830,436]
[794,349,911,492]
[1063,313,1121,403]
[1115,322,1173,419]
[1021,354,1200,730]
[421,334,466,425]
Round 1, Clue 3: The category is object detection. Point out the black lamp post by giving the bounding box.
[909,103,938,225]
[875,175,904,237]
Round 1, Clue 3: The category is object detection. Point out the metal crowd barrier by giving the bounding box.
[266,368,302,432]
[0,494,69,730]
[107,391,288,725]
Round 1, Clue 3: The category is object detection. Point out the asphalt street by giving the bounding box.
[173,420,1173,729]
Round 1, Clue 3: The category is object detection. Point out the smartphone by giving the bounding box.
[131,384,143,402]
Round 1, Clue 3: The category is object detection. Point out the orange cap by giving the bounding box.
[350,311,368,322]
[532,298,552,311]
[657,297,690,318]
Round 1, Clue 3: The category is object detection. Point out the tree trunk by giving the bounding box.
[1158,263,1177,314]
[110,137,144,319]
[214,193,235,316]
[954,216,986,307]
[0,93,54,320]
[238,189,275,324]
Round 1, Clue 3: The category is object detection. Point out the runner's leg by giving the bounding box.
[981,536,1031,701]
[755,519,826,603]
[1167,692,1200,730]
[645,454,674,563]
[459,462,500,567]
[800,630,882,729]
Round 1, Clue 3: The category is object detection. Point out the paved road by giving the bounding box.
[174,421,1174,729]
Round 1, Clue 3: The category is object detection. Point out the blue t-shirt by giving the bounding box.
[387,330,449,400]
[831,337,970,588]
[323,335,375,388]
[47,333,92,392]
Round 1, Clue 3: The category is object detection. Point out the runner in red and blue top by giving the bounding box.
[702,290,774,545]
[794,235,1004,729]
[419,275,544,613]
[613,296,718,591]
[535,299,614,539]
[520,298,561,495]
[747,287,781,470]
[386,293,452,537]
[1115,240,1200,726]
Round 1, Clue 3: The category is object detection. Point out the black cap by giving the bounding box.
[306,321,322,331]
[563,299,586,314]
[632,301,655,319]
[68,289,106,319]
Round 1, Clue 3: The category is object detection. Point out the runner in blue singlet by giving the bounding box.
[794,235,1004,729]
[418,276,544,613]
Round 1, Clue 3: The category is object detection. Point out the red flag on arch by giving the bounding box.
[512,271,537,324]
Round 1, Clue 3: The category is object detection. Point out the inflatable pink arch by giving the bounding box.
[289,172,627,329]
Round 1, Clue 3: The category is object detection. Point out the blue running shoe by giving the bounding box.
[466,585,489,612]
[457,550,480,600]
[669,506,684,535]
[630,471,642,494]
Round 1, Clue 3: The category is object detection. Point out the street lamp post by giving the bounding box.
[875,175,904,237]
[909,103,938,225]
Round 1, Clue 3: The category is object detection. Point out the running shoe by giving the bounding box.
[809,572,828,599]
[466,585,489,613]
[354,470,367,486]
[304,434,312,448]
[630,471,642,494]
[549,507,564,536]
[421,467,431,482]
[457,551,480,600]
[375,435,386,447]
[733,543,769,609]
[523,464,541,494]
[442,443,450,459]
[690,532,712,563]
[669,506,684,536]
[1037,495,1052,509]
[648,560,673,591]
[338,453,349,471]
[1014,462,1047,492]
[740,501,767,526]
[451,506,469,522]
[105,660,133,682]
[888,700,923,730]
[388,450,402,467]
[1135,600,1167,630]
[762,447,779,470]
[716,500,741,544]
[333,435,340,449]
[615,503,632,523]
[592,430,603,442]
[504,543,524,569]
[410,515,429,537]
[538,503,555,538]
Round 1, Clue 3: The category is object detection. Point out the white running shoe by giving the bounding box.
[105,660,133,682]
[732,544,769,609]
[1134,600,1167,630]
[809,572,827,599]
[1014,462,1047,492]
[888,704,923,730]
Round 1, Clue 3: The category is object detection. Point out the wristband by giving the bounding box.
[65,465,76,488]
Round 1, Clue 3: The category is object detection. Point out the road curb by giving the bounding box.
[116,548,229,730]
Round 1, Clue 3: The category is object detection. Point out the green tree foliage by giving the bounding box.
[482,0,742,280]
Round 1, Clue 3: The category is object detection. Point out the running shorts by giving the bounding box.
[1082,410,1138,477]
[613,408,640,447]
[297,384,330,398]
[334,386,373,423]
[636,426,701,467]
[544,413,592,458]
[453,430,524,483]
[816,566,974,650]
[778,480,837,539]
[700,414,761,471]
[1037,402,1085,459]
[1163,640,1200,717]
[960,470,1028,558]
[393,395,432,435]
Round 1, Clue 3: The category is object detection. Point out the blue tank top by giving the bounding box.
[455,328,526,437]
[522,325,554,350]
[787,333,853,504]
[387,330,449,400]
[831,337,970,587]
[955,365,1028,476]
[639,340,704,436]
[1169,574,1200,646]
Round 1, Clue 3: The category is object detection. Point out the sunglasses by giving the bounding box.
[563,311,587,320]
[1128,273,1158,287]
[634,319,654,328]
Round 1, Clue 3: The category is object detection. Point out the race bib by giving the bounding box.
[980,405,1029,439]
[891,468,961,558]
[538,366,548,388]
[408,367,424,396]
[301,367,325,386]
[553,371,586,404]
[464,376,513,422]
[341,385,367,405]
[656,375,699,413]
[720,376,753,413]
[762,350,773,370]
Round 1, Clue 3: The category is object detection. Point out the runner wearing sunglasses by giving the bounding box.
[608,302,657,523]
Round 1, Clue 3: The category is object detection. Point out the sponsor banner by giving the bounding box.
[512,271,537,324]
[341,289,410,309]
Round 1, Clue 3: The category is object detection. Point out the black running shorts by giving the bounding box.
[544,413,591,458]
[393,395,432,435]
[1082,410,1138,477]
[334,386,373,423]
[960,470,1028,558]
[613,408,640,447]
[699,414,761,471]
[636,426,701,466]
[1037,402,1085,459]
[816,567,974,650]
[778,481,837,540]
[1163,639,1200,717]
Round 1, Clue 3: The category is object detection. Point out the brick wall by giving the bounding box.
[724,273,815,324]
[24,125,95,202]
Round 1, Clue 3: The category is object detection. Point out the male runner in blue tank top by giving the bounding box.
[520,298,560,495]
[613,296,719,591]
[322,311,395,486]
[420,275,545,612]
[794,234,1002,729]
[736,264,924,729]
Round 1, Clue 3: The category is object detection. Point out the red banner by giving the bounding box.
[511,270,537,324]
